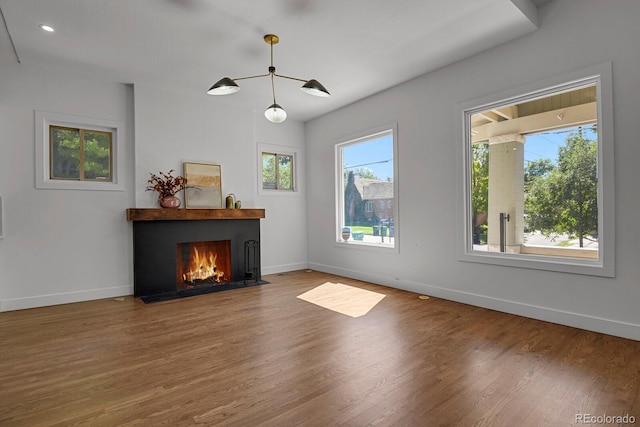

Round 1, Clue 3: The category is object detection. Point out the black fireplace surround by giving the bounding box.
[127,209,265,302]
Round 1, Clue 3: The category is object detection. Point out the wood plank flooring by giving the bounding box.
[1,270,639,426]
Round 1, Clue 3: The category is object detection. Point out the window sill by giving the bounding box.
[459,249,613,278]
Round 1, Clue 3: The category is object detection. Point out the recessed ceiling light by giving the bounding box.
[39,24,55,32]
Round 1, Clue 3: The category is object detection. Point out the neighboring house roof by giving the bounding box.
[353,178,379,196]
[354,179,393,200]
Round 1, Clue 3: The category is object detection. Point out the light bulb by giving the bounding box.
[264,104,287,123]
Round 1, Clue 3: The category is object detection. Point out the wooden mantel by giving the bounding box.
[126,208,265,221]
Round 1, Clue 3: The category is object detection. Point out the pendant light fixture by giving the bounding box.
[207,34,330,123]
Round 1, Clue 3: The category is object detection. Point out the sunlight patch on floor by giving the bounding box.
[296,282,385,318]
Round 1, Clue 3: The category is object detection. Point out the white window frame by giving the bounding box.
[257,142,300,196]
[457,63,615,277]
[335,122,399,252]
[0,195,4,239]
[35,111,124,191]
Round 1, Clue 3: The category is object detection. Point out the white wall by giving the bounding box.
[133,85,309,275]
[305,0,640,340]
[0,63,135,310]
[0,65,308,311]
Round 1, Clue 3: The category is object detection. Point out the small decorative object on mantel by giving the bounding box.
[146,169,188,208]
[226,193,236,209]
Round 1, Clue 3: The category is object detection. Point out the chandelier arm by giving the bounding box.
[231,72,271,82]
[273,73,308,83]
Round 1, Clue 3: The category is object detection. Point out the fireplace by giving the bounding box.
[176,240,231,289]
[126,208,265,301]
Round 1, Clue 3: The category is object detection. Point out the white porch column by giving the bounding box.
[487,133,525,253]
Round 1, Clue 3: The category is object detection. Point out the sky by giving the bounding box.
[524,131,565,163]
[342,134,393,181]
[524,126,597,164]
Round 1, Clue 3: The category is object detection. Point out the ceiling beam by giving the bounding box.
[471,102,596,144]
[478,111,501,122]
[492,106,516,120]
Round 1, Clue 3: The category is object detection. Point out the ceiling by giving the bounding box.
[0,0,551,122]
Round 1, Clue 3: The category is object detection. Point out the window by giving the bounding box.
[336,123,398,249]
[365,201,373,213]
[262,152,293,190]
[460,64,614,277]
[257,142,299,195]
[35,111,123,191]
[50,126,112,182]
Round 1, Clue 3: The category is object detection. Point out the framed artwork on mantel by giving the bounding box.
[183,162,223,208]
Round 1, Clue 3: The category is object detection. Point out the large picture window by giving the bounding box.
[336,124,397,249]
[460,64,614,277]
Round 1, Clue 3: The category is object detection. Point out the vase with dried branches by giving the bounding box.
[146,169,188,208]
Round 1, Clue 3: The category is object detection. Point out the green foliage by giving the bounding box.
[343,166,380,182]
[262,154,276,188]
[524,158,554,186]
[50,127,111,180]
[83,131,111,179]
[51,128,81,179]
[525,129,598,247]
[471,144,489,230]
[354,167,378,180]
[262,153,292,190]
[278,155,292,190]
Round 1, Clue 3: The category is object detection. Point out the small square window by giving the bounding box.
[35,111,123,191]
[257,142,299,196]
[50,126,113,182]
[261,152,294,191]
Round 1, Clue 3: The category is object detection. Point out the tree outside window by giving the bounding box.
[262,152,294,191]
[524,127,598,248]
[50,125,112,181]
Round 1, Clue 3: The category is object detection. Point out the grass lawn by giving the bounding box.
[348,226,373,235]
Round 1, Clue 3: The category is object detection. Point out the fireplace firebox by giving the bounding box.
[176,240,231,289]
[126,208,265,301]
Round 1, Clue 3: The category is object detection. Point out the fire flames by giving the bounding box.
[182,246,225,284]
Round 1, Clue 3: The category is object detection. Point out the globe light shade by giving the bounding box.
[207,77,240,95]
[301,79,330,97]
[264,103,287,123]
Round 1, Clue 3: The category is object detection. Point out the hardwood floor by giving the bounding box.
[1,270,639,426]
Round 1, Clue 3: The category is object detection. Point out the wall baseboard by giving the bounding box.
[6,264,638,342]
[0,285,133,312]
[262,262,308,276]
[0,262,312,311]
[307,262,640,342]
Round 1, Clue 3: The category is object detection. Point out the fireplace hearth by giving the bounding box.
[127,208,266,302]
